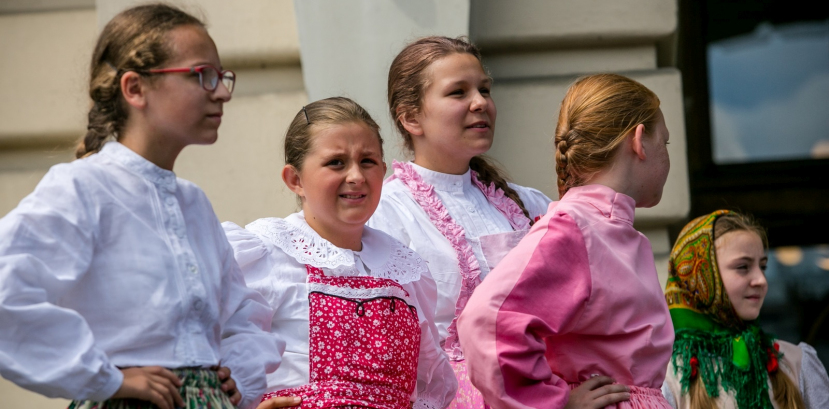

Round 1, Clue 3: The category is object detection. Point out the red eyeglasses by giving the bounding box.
[145,65,236,93]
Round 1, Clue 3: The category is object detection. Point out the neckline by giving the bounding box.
[100,141,177,192]
[247,213,425,284]
[564,184,636,225]
[408,162,472,192]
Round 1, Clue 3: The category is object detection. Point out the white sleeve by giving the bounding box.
[798,342,829,409]
[402,266,458,409]
[218,221,285,409]
[0,166,123,401]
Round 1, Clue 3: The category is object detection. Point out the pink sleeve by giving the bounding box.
[457,213,592,409]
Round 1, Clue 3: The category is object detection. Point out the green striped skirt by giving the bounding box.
[68,368,234,409]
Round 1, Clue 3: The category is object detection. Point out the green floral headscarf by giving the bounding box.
[666,210,778,409]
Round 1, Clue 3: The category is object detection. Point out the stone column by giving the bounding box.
[294,0,470,161]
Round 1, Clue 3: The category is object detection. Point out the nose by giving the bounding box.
[212,80,232,102]
[750,266,768,288]
[470,90,487,112]
[345,162,365,185]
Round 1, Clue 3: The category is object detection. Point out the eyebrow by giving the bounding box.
[443,77,492,87]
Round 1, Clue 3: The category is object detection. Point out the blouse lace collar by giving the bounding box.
[100,141,177,193]
[408,162,472,193]
[246,212,425,284]
[565,184,636,225]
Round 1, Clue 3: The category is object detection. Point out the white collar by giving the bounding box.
[100,141,177,193]
[409,162,472,193]
[246,212,426,284]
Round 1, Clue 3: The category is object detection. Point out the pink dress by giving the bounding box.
[457,184,674,409]
[379,161,548,409]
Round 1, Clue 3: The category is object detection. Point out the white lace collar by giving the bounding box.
[246,212,426,284]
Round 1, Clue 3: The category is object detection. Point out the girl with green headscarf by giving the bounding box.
[661,210,829,409]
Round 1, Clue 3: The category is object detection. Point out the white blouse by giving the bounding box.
[662,340,829,408]
[366,162,551,340]
[222,213,458,409]
[0,142,282,409]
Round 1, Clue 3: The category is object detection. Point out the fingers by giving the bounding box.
[256,396,302,409]
[151,373,183,408]
[152,366,183,387]
[577,375,615,390]
[147,367,183,408]
[213,365,231,381]
[220,372,236,393]
[592,391,631,408]
[228,389,242,406]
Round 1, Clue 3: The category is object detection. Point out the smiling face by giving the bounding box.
[716,230,769,321]
[405,52,496,174]
[285,122,386,248]
[143,25,231,150]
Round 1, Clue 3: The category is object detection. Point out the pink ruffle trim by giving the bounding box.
[391,161,531,360]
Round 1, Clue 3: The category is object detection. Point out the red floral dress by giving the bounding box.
[262,265,421,408]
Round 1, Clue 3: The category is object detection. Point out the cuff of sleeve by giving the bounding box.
[87,363,123,401]
[413,396,441,409]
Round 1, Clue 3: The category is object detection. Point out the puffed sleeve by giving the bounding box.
[457,213,591,409]
[217,221,284,409]
[0,166,124,400]
[401,265,458,409]
[798,342,829,409]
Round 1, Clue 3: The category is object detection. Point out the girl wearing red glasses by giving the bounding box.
[0,4,280,409]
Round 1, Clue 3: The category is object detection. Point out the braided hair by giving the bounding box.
[554,73,660,197]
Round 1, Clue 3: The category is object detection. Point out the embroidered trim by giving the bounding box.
[308,282,413,304]
[247,217,425,284]
[471,175,530,231]
[389,160,532,360]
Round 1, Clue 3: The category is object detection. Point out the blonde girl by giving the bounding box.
[223,97,457,409]
[662,210,829,408]
[0,4,280,409]
[458,73,675,408]
[367,36,551,409]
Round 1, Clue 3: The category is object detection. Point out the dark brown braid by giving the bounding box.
[469,155,533,224]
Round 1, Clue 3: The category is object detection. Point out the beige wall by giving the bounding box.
[472,0,688,284]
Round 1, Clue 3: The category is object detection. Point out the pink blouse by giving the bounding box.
[457,184,674,409]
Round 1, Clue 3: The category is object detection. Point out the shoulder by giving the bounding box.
[221,219,278,268]
[362,225,429,285]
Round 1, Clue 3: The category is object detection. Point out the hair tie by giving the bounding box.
[766,342,780,374]
[690,356,699,379]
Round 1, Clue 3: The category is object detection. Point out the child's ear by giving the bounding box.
[399,110,424,137]
[282,164,304,197]
[120,71,147,109]
[630,124,647,161]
